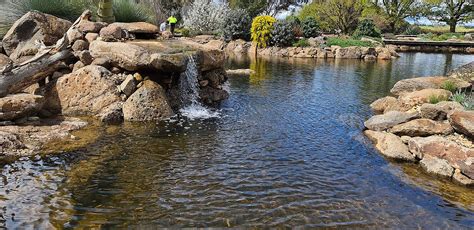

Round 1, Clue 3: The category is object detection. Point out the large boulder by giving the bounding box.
[408,136,474,177]
[0,94,45,121]
[2,11,72,60]
[370,96,402,114]
[390,119,453,137]
[77,20,106,33]
[196,49,226,72]
[449,110,474,138]
[390,76,470,96]
[99,24,123,41]
[364,130,416,161]
[110,22,159,34]
[420,101,464,121]
[44,65,121,115]
[398,89,452,108]
[89,41,151,71]
[225,39,251,55]
[364,111,418,131]
[123,80,174,121]
[150,53,188,73]
[448,61,474,82]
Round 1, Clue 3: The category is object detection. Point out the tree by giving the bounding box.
[306,0,365,34]
[97,0,115,23]
[425,0,474,32]
[368,0,423,32]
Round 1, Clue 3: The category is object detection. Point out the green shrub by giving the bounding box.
[353,19,381,38]
[286,15,302,37]
[451,90,474,110]
[270,20,296,47]
[326,37,373,47]
[293,38,310,47]
[251,15,276,48]
[429,95,448,104]
[441,80,457,93]
[301,17,320,38]
[222,8,252,41]
[403,25,422,35]
[112,0,155,23]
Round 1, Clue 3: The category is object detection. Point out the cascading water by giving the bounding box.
[178,55,220,120]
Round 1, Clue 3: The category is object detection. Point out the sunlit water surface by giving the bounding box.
[1,53,474,228]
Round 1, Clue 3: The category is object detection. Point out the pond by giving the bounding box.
[1,53,474,228]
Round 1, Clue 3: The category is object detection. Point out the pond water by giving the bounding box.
[1,53,474,228]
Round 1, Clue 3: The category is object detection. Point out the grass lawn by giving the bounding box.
[420,25,474,33]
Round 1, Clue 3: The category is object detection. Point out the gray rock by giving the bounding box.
[77,50,93,65]
[448,61,474,82]
[72,61,85,72]
[67,28,84,45]
[364,111,418,131]
[370,96,400,114]
[150,53,188,73]
[453,169,474,186]
[78,21,106,33]
[119,74,137,97]
[364,130,416,161]
[420,155,454,177]
[0,53,13,73]
[85,32,99,43]
[71,39,89,52]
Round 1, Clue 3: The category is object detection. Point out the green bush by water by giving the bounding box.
[353,19,381,38]
[300,17,320,38]
[270,20,296,47]
[293,38,310,47]
[326,37,373,48]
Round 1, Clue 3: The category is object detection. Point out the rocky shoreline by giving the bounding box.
[223,38,400,60]
[0,11,229,162]
[364,62,474,186]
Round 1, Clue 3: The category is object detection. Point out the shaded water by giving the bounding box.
[1,53,474,228]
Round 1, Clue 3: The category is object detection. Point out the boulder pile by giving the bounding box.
[364,67,474,186]
[0,11,229,159]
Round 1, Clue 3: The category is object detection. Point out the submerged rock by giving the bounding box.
[226,69,255,76]
[390,76,470,96]
[364,111,418,131]
[449,110,474,138]
[390,119,453,137]
[420,155,454,177]
[0,94,45,121]
[2,11,72,60]
[0,117,88,159]
[408,136,474,176]
[364,130,416,161]
[123,80,174,121]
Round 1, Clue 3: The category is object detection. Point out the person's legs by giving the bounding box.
[170,23,175,34]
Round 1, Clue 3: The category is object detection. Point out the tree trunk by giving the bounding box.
[449,22,456,33]
[0,50,72,96]
[98,0,115,23]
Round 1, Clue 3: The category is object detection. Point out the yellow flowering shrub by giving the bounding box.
[250,15,276,48]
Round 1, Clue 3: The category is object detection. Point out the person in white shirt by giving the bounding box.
[160,21,167,33]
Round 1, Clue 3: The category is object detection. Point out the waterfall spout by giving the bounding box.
[178,55,220,120]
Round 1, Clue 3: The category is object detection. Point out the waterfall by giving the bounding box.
[178,55,220,120]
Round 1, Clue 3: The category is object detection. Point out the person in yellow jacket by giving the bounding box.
[167,15,178,34]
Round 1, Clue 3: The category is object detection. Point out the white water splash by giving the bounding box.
[178,56,220,120]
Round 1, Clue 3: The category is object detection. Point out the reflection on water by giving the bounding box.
[1,53,474,228]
